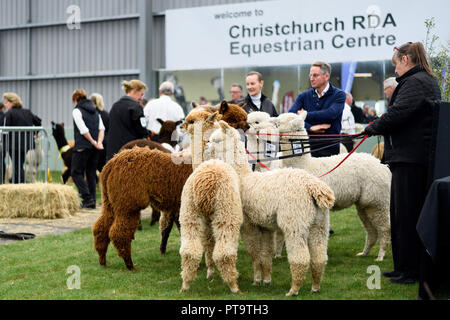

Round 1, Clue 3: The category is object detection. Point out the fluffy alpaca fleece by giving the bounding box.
[272,112,391,261]
[179,159,243,294]
[206,121,335,296]
[92,102,249,270]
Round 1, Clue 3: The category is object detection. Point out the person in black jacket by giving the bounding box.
[364,42,441,285]
[243,71,278,117]
[2,92,42,183]
[0,102,6,184]
[90,93,109,173]
[0,102,5,125]
[106,80,149,161]
[71,89,105,209]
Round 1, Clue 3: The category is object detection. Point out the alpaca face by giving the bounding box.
[247,111,272,132]
[205,122,246,166]
[219,101,249,132]
[275,112,307,134]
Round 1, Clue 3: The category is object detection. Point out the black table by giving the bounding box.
[416,176,450,299]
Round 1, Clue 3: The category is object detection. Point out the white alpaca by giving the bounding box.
[271,112,391,261]
[179,159,243,294]
[24,133,45,182]
[206,121,335,296]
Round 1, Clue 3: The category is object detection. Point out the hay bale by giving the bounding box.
[0,183,80,219]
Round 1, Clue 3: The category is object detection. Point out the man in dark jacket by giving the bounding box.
[364,42,441,285]
[288,61,345,157]
[106,80,149,161]
[0,102,5,125]
[242,71,278,117]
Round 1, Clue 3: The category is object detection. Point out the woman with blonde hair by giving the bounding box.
[2,92,41,183]
[364,42,441,285]
[90,93,109,172]
[106,80,149,161]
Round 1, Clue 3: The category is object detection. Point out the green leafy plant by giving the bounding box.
[424,17,450,102]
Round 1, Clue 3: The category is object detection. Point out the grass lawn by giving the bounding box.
[0,204,419,300]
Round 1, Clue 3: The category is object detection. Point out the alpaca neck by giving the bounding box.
[189,130,209,171]
[279,130,312,168]
[54,134,69,150]
[230,139,253,176]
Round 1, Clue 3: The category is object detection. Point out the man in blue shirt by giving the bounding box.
[288,61,345,157]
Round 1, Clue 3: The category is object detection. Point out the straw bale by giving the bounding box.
[0,183,80,219]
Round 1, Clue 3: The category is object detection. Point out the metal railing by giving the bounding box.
[0,127,49,184]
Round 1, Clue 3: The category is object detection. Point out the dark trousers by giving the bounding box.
[71,148,99,204]
[390,163,428,277]
[9,149,26,183]
[310,140,340,158]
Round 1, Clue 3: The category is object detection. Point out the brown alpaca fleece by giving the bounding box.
[120,139,170,153]
[93,146,193,270]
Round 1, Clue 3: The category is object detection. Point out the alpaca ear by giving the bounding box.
[175,120,183,126]
[298,111,307,122]
[218,120,230,132]
[157,118,164,125]
[219,100,229,114]
[238,101,246,108]
[191,102,198,109]
[206,111,220,123]
[51,121,55,125]
[61,122,65,127]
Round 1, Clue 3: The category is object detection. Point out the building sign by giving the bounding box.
[165,0,449,70]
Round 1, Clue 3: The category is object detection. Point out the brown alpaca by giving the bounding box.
[179,159,243,294]
[92,101,249,270]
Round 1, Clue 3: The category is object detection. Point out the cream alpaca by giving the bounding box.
[179,159,243,294]
[206,121,335,296]
[272,112,391,261]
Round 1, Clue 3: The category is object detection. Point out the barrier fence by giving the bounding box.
[0,127,49,184]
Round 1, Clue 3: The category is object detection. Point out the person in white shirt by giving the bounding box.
[144,81,185,138]
[341,92,356,152]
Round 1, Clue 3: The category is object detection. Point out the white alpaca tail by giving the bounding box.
[307,178,335,210]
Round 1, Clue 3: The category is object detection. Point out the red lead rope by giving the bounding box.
[245,134,370,178]
[318,134,369,178]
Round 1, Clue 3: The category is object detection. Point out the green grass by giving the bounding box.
[0,207,419,300]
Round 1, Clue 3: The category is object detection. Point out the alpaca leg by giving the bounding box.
[150,206,161,226]
[159,211,175,254]
[203,224,216,279]
[62,168,71,184]
[284,235,310,297]
[356,207,378,257]
[211,214,242,294]
[308,211,329,293]
[274,230,284,259]
[179,214,205,293]
[109,212,141,270]
[240,217,263,285]
[92,205,114,267]
[260,230,275,285]
[369,207,391,261]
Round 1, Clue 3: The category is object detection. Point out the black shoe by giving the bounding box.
[390,274,418,284]
[383,270,401,278]
[81,200,96,209]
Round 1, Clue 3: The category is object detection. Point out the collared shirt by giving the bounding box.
[315,82,330,98]
[144,95,185,133]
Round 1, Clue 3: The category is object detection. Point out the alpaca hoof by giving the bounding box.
[252,279,262,286]
[285,289,298,297]
[375,257,384,262]
[230,287,242,294]
[356,252,367,257]
[206,268,215,279]
[263,279,271,286]
[180,284,190,293]
[274,254,282,259]
[311,287,320,293]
